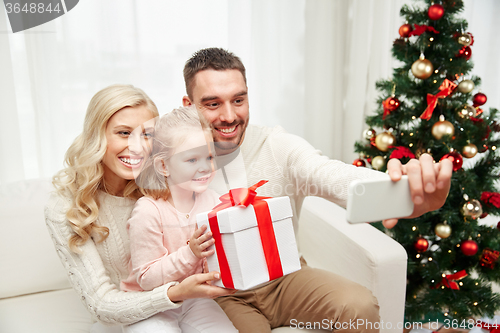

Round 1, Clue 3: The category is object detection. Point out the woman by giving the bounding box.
[45,84,233,330]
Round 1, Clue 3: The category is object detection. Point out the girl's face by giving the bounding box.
[102,105,155,194]
[164,129,215,195]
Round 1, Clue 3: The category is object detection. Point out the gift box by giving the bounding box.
[196,181,301,290]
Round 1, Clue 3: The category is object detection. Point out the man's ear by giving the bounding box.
[182,96,192,107]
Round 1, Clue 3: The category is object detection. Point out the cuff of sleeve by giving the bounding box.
[151,282,182,312]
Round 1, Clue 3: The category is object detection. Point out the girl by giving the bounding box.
[45,85,234,333]
[120,106,237,333]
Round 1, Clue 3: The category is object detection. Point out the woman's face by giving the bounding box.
[102,105,155,194]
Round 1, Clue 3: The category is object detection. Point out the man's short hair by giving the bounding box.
[183,47,246,99]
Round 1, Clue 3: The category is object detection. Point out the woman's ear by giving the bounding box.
[153,156,169,177]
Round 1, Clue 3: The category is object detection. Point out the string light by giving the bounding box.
[474,302,478,306]
[430,37,434,41]
[459,282,463,286]
[412,226,417,231]
[409,143,414,147]
[428,257,433,261]
[444,312,449,316]
[416,254,421,258]
[448,250,452,253]
[492,146,497,151]
[412,116,416,120]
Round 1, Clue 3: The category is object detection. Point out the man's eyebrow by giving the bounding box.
[200,91,248,103]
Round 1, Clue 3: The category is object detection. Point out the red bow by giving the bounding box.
[208,180,284,289]
[476,321,500,333]
[433,270,467,290]
[408,24,439,36]
[420,79,457,120]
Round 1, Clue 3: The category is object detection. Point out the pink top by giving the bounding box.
[121,189,221,291]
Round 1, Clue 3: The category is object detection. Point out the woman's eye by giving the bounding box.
[118,131,131,136]
[207,156,213,160]
[187,158,197,163]
[142,132,153,138]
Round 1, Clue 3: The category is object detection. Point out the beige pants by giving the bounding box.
[216,258,380,333]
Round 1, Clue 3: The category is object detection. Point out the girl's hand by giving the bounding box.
[189,224,215,259]
[167,272,236,302]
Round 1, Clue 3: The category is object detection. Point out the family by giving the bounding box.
[45,48,453,333]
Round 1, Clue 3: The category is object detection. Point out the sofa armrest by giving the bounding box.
[298,196,407,333]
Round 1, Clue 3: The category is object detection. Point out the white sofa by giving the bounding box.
[0,178,407,333]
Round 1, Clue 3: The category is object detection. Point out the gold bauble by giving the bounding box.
[415,148,432,159]
[371,156,386,170]
[432,119,455,140]
[458,79,475,93]
[457,33,472,46]
[462,143,478,158]
[458,105,476,119]
[461,199,483,219]
[375,132,396,152]
[363,128,376,140]
[434,222,452,239]
[411,58,434,80]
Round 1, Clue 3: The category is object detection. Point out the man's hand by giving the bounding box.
[189,224,215,259]
[382,153,453,228]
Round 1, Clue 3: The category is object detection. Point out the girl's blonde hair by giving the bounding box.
[136,105,212,200]
[53,84,159,253]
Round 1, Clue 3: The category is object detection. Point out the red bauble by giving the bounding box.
[385,97,400,111]
[428,4,445,20]
[441,151,463,171]
[353,159,366,167]
[414,237,429,253]
[497,221,500,231]
[399,24,413,38]
[457,46,472,60]
[473,92,487,107]
[460,240,478,256]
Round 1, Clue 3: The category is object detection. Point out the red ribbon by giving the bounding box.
[207,180,283,288]
[433,270,467,290]
[420,79,457,120]
[476,321,500,333]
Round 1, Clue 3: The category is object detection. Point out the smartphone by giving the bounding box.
[346,175,414,223]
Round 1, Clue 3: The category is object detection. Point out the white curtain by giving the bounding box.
[1,0,498,184]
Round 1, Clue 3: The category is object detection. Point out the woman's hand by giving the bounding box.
[167,272,236,302]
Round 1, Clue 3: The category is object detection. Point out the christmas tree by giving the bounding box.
[354,0,500,324]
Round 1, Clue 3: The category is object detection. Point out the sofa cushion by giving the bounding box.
[0,288,92,333]
[0,178,70,298]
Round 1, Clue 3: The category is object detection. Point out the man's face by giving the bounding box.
[183,69,249,153]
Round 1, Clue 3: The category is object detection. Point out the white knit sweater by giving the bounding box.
[44,191,181,325]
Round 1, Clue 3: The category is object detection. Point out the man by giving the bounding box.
[182,47,452,333]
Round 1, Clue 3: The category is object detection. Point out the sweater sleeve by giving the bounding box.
[44,193,181,325]
[127,198,201,291]
[269,130,386,208]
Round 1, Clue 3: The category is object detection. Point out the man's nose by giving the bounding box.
[219,103,237,124]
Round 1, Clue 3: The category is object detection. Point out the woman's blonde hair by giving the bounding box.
[53,84,159,253]
[136,105,212,200]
